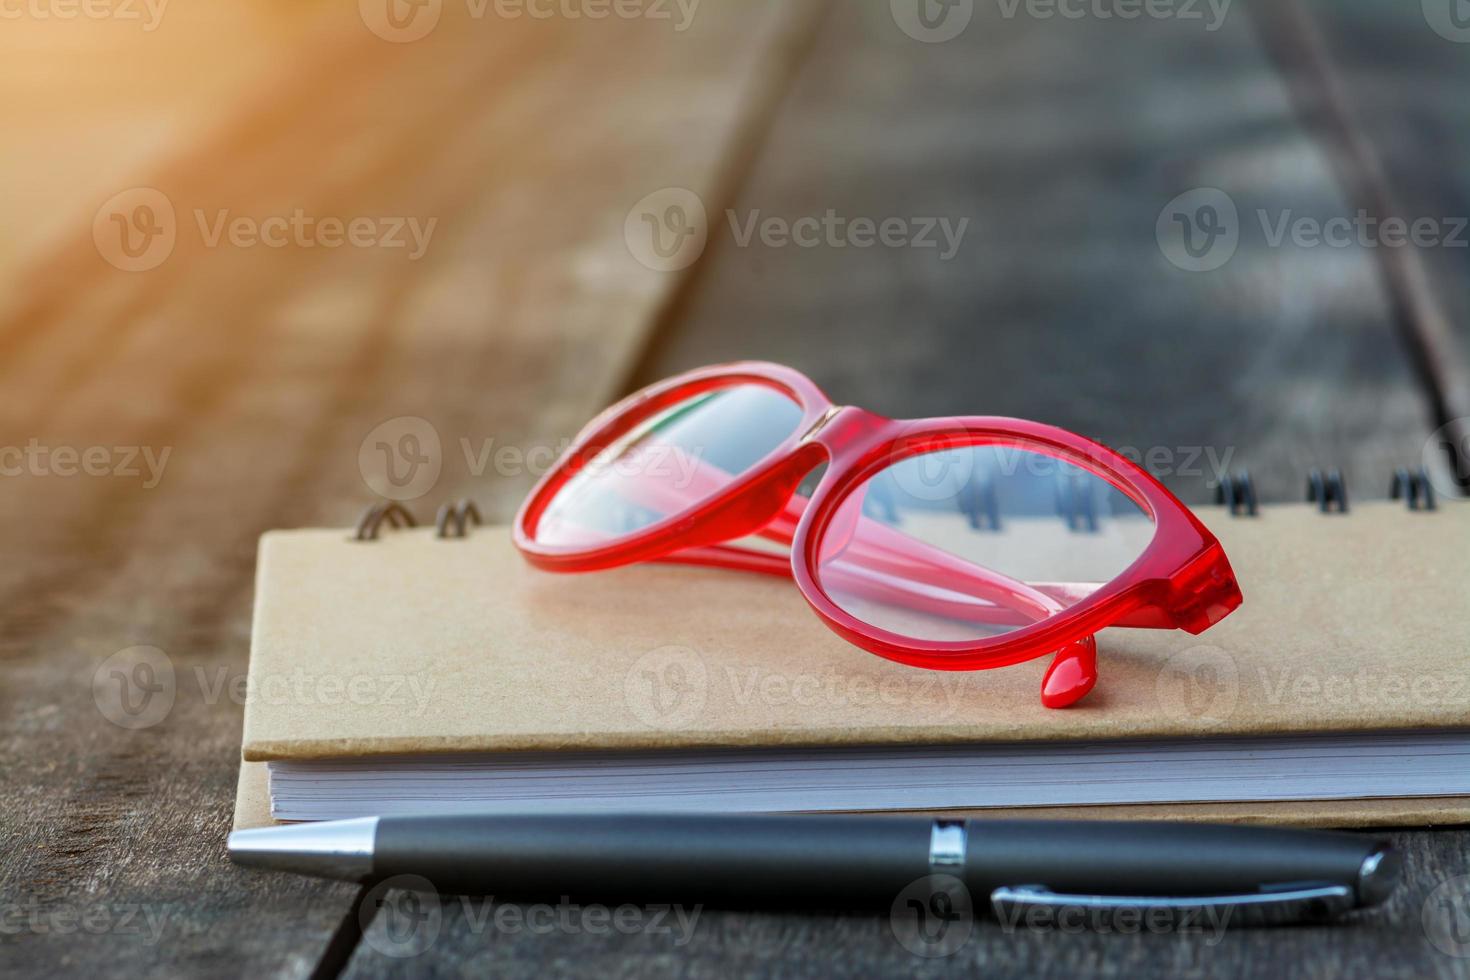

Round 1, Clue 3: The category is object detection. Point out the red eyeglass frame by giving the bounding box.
[514,362,1242,708]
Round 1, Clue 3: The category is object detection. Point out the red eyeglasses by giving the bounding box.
[514,362,1242,708]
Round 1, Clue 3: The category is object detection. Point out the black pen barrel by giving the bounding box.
[371,815,1391,908]
[374,814,933,904]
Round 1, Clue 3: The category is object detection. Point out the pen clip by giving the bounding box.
[990,883,1356,929]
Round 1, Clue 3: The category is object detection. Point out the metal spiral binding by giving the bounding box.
[1214,471,1257,517]
[958,476,1000,531]
[1214,467,1445,515]
[435,499,483,539]
[1306,468,1349,514]
[354,502,417,540]
[1390,467,1437,511]
[353,500,486,541]
[1050,472,1098,532]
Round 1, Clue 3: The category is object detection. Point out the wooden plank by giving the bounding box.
[342,4,1464,979]
[0,2,826,976]
[0,6,330,279]
[629,2,1437,506]
[1264,0,1470,494]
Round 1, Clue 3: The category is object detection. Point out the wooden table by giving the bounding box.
[2,1,1467,976]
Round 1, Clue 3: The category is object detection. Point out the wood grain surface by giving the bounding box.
[1289,0,1470,489]
[0,6,328,278]
[0,3,827,976]
[3,0,1467,977]
[630,1,1438,506]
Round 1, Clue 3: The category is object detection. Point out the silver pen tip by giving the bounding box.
[228,816,379,882]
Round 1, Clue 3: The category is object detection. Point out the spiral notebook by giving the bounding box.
[233,491,1470,830]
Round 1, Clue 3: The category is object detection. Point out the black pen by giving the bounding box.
[228,814,1399,926]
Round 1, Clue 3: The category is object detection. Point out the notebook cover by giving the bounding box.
[234,501,1470,828]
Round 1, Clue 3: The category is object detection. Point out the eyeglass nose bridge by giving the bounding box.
[799,405,891,455]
